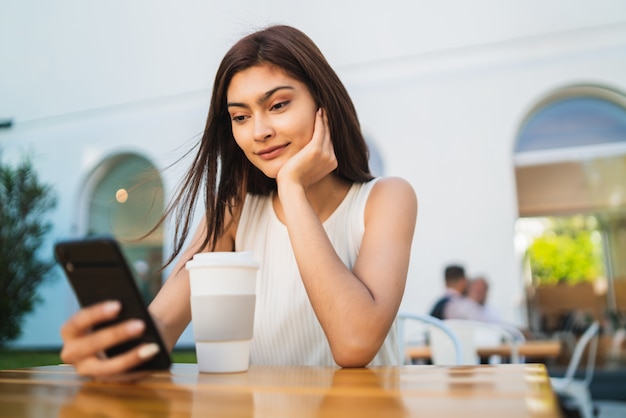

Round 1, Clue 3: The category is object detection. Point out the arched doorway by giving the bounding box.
[85,153,165,304]
[514,85,626,338]
[365,137,385,177]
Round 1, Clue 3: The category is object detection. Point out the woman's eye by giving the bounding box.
[271,101,289,111]
[232,115,247,122]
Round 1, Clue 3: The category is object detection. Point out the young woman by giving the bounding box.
[60,25,417,379]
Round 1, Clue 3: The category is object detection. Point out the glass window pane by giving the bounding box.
[516,97,626,153]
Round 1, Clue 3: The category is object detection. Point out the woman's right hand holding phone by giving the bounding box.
[60,300,160,381]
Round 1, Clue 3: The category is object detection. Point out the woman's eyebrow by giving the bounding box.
[227,85,294,109]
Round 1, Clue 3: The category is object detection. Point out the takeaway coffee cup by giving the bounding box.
[185,252,260,373]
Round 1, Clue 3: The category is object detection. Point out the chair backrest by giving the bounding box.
[497,322,527,343]
[562,321,600,386]
[440,319,523,365]
[396,312,463,365]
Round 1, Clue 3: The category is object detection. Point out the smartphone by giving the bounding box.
[54,236,171,370]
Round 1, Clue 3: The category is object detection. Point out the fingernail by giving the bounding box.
[126,319,145,334]
[103,301,121,314]
[138,343,160,359]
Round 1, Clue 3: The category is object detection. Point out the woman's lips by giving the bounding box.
[256,144,288,160]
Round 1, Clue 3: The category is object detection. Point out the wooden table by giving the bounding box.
[407,340,563,363]
[0,363,562,417]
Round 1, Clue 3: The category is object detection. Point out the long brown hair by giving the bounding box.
[162,25,373,266]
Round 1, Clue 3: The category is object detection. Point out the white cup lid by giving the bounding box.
[185,251,260,270]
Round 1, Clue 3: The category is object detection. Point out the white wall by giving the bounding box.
[1,0,626,347]
[341,21,626,324]
[3,0,625,122]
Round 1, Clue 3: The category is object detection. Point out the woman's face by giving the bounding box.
[226,63,318,179]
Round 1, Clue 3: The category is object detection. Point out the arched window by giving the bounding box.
[515,86,626,216]
[366,137,385,177]
[86,153,164,304]
[515,96,626,154]
[514,85,626,317]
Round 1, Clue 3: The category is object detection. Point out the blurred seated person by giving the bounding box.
[428,270,502,323]
[450,276,534,338]
[467,276,501,322]
[429,265,468,320]
[445,275,499,322]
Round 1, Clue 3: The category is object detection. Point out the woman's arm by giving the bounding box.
[149,215,236,351]
[281,178,416,367]
[277,111,418,367]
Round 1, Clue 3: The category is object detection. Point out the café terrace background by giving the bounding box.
[1,0,626,347]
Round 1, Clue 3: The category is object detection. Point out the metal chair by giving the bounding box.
[440,319,524,364]
[549,321,600,418]
[396,312,463,365]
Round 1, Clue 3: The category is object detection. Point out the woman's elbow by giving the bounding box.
[330,336,381,368]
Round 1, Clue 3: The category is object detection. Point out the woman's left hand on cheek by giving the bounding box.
[277,108,338,189]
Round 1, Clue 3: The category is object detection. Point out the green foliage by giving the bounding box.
[527,216,604,284]
[0,349,61,369]
[0,154,56,347]
[0,349,196,370]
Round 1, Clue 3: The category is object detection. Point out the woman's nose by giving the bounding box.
[253,115,274,142]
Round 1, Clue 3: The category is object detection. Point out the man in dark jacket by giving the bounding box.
[429,265,468,319]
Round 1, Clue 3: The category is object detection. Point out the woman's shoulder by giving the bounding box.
[365,177,418,218]
[369,177,417,200]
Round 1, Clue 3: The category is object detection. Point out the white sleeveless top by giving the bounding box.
[235,179,400,366]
